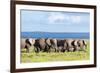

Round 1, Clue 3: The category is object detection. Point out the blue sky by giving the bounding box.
[21,10,90,33]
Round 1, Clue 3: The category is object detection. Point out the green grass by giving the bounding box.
[21,42,90,63]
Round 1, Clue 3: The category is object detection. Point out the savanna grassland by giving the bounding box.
[21,40,90,63]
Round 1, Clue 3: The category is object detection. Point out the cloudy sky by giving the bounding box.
[21,10,90,33]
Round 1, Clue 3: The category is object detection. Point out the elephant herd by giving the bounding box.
[21,38,87,53]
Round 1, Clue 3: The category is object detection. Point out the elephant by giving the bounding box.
[45,38,53,52]
[83,40,87,47]
[70,39,81,51]
[33,38,40,53]
[21,39,26,49]
[57,39,67,52]
[29,38,36,46]
[65,39,75,52]
[77,39,87,51]
[21,38,26,49]
[21,38,36,53]
[21,38,31,53]
[34,38,49,53]
[46,38,68,52]
[50,38,58,52]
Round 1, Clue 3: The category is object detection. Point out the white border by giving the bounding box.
[16,5,94,69]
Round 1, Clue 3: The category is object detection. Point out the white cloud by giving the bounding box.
[70,16,81,23]
[48,12,65,24]
[47,12,81,24]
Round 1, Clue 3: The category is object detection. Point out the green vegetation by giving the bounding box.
[21,42,90,63]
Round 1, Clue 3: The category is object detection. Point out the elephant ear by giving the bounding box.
[77,40,80,47]
[83,40,87,46]
[71,40,75,46]
[25,39,31,46]
[29,38,35,45]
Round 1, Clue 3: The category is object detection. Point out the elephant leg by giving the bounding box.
[46,46,50,53]
[55,46,59,52]
[48,46,51,53]
[61,48,65,52]
[70,47,74,52]
[54,47,56,52]
[67,47,74,52]
[34,47,37,53]
[82,46,86,52]
[55,47,58,52]
[33,46,37,52]
[35,47,40,53]
[25,45,29,53]
[26,48,29,53]
[58,47,61,52]
[32,46,35,52]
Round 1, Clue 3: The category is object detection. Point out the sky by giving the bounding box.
[21,10,90,33]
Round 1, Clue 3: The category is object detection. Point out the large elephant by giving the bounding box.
[50,38,58,52]
[21,38,29,53]
[21,38,26,49]
[57,39,67,52]
[77,39,87,51]
[21,38,36,53]
[71,39,81,51]
[45,38,52,52]
[65,39,75,52]
[34,38,49,53]
[21,38,31,53]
